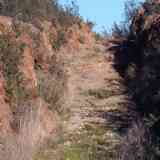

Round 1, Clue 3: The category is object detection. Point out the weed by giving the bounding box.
[52,30,66,51]
[86,88,117,99]
[0,35,31,112]
[12,22,22,38]
[35,53,67,113]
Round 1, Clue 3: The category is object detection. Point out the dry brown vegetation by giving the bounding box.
[0,106,42,160]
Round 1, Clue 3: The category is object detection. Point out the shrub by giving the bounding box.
[119,120,158,160]
[94,33,102,41]
[51,30,66,50]
[35,52,67,113]
[0,0,81,28]
[108,0,160,159]
[86,19,95,30]
[0,0,57,21]
[0,34,31,112]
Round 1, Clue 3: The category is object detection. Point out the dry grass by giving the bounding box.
[0,105,43,160]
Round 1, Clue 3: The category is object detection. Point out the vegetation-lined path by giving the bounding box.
[63,44,130,160]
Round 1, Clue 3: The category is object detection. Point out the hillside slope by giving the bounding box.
[4,0,160,159]
[0,14,98,160]
[62,43,132,160]
[0,15,132,160]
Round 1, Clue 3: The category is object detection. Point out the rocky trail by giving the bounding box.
[62,44,131,160]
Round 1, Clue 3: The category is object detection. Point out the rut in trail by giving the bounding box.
[63,44,131,160]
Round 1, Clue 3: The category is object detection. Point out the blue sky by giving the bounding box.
[59,0,144,33]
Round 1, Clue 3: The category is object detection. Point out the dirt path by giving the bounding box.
[63,44,130,160]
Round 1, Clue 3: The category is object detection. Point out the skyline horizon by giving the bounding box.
[59,0,144,33]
